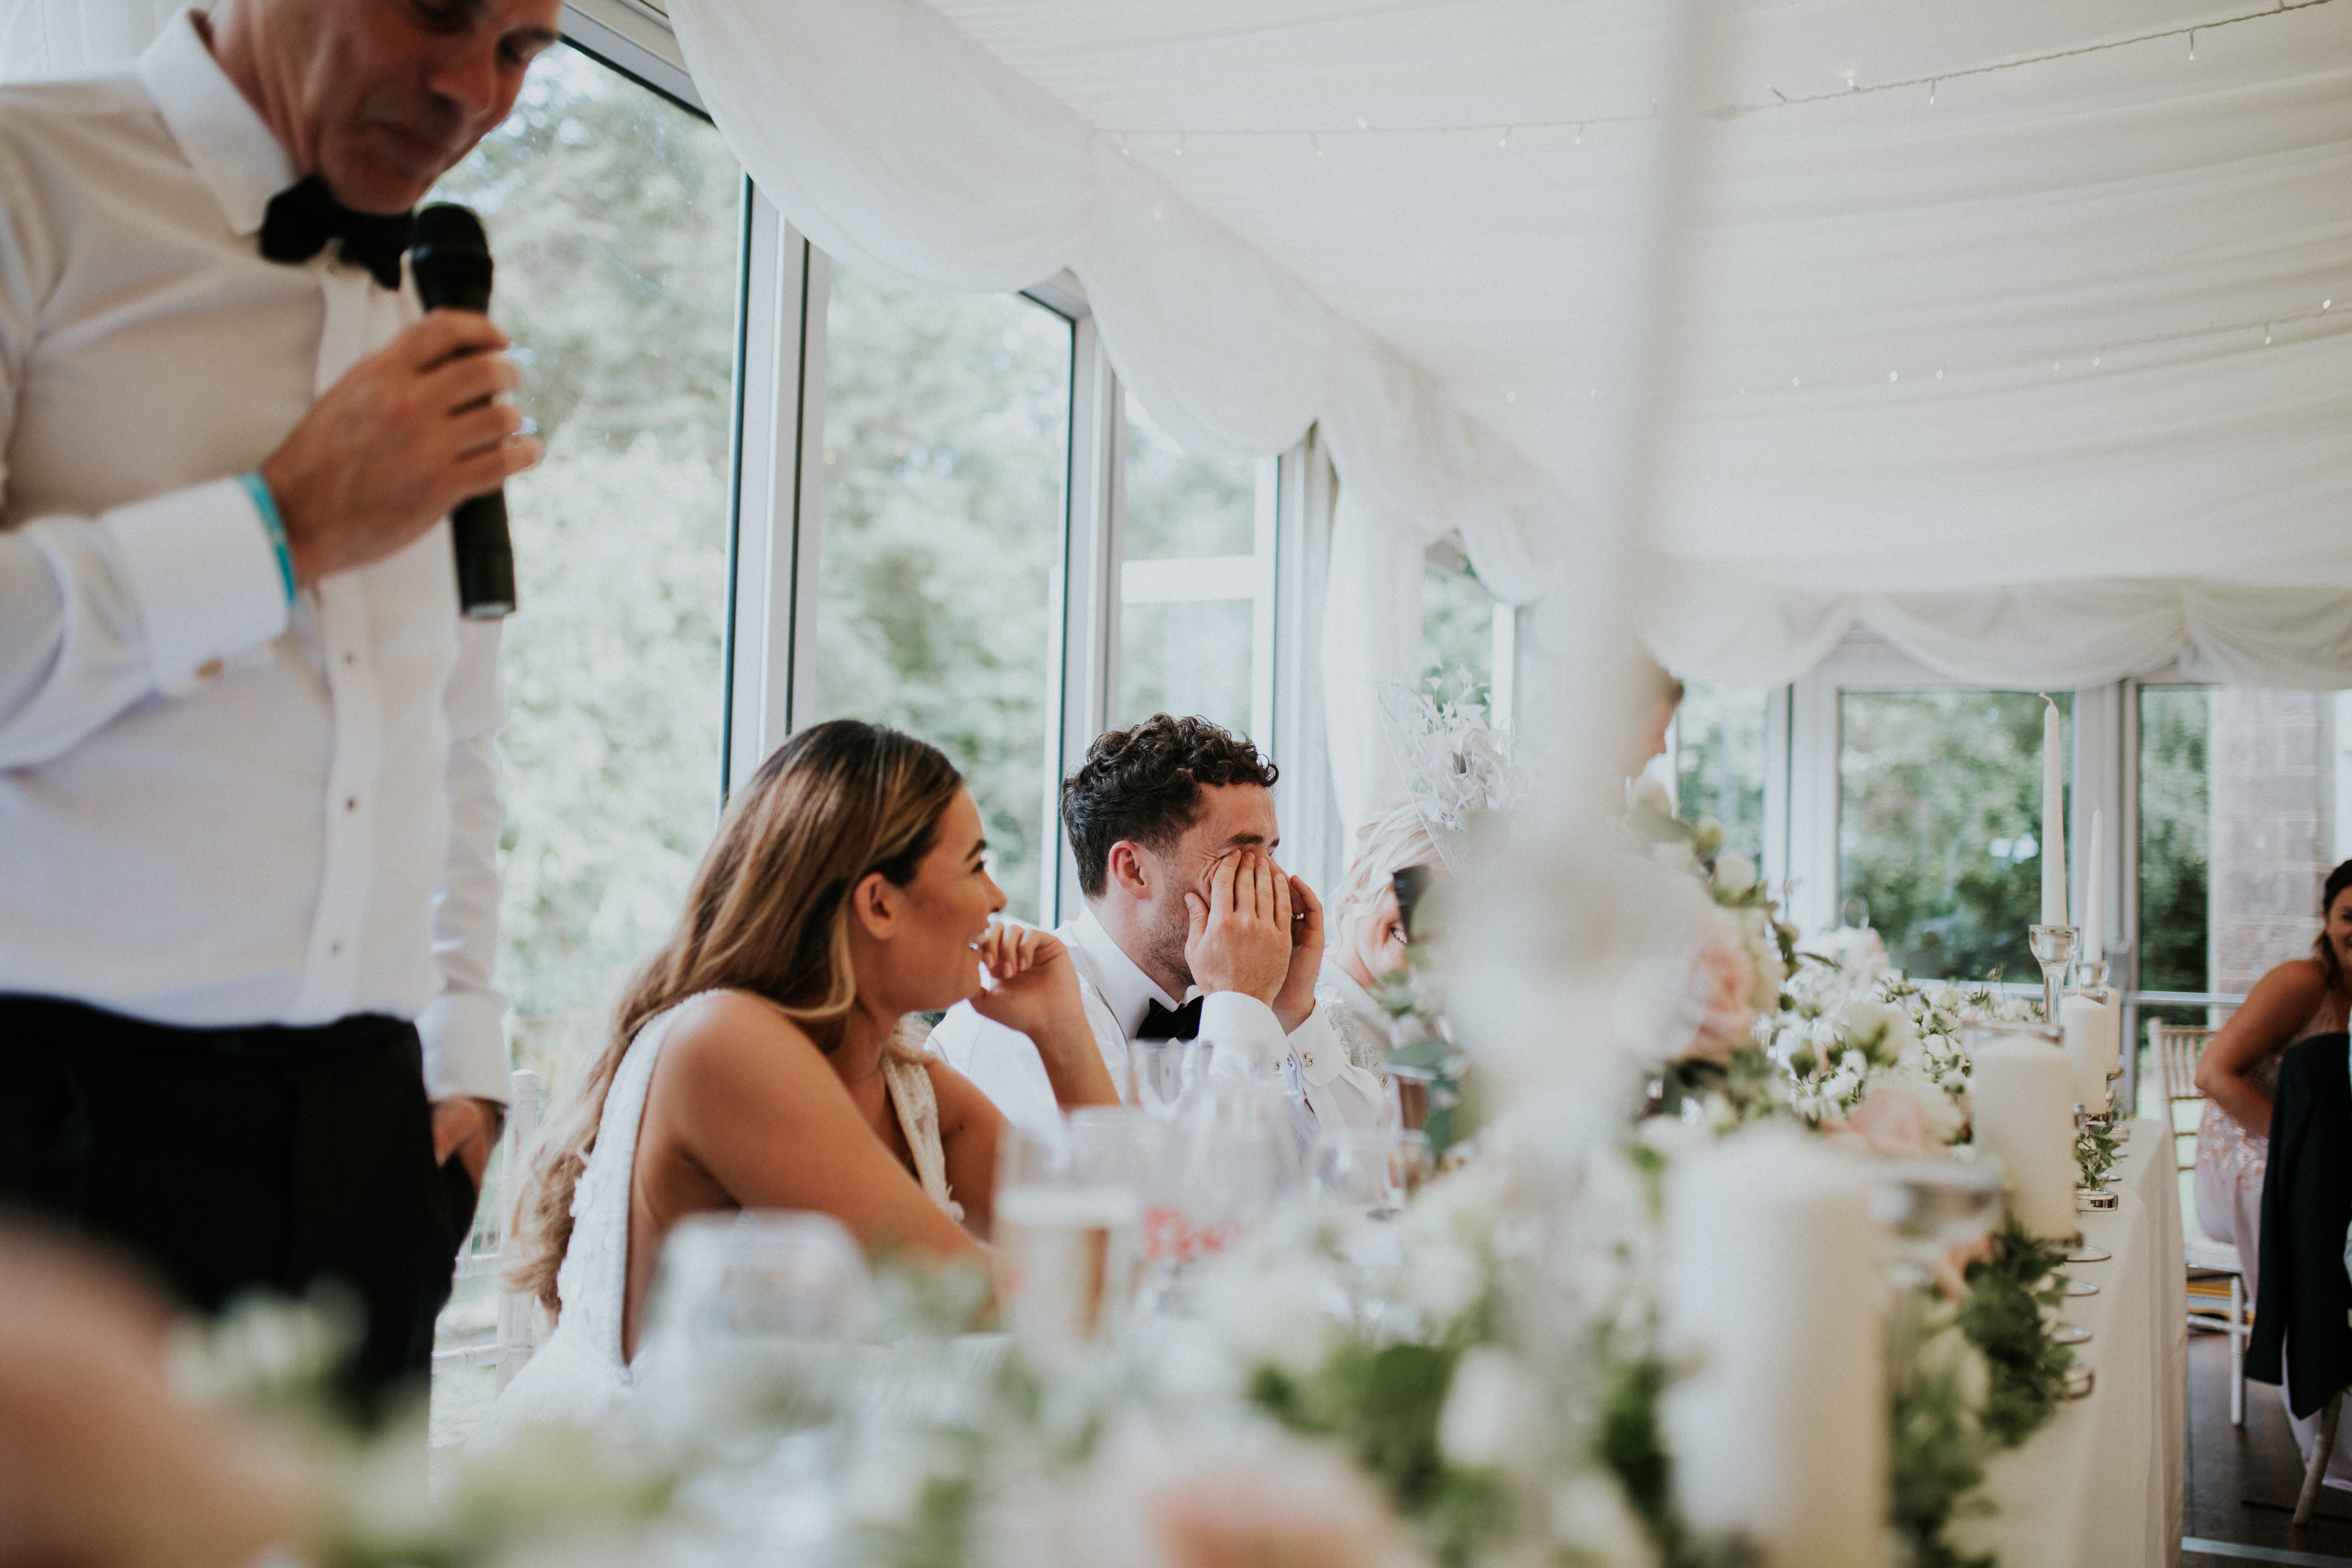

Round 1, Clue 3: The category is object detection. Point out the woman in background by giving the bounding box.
[1317,800,1445,1074]
[2194,857,2352,1483]
[483,721,1117,1439]
[2194,859,2352,1275]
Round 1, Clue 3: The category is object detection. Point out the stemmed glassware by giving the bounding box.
[1871,1155,2006,1383]
[634,1211,870,1561]
[1129,1037,1211,1121]
[993,1121,1147,1372]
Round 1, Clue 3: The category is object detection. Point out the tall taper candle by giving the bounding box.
[1664,1128,1884,1566]
[2041,697,2067,927]
[1969,1030,2079,1239]
[2083,807,2104,963]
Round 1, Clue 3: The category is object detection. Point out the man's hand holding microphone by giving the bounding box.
[257,206,536,598]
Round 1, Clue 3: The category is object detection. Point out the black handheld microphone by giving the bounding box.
[409,202,517,619]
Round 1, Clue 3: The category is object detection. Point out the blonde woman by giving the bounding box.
[479,721,1117,1437]
[1316,800,1446,1074]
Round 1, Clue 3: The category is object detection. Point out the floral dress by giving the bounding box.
[2193,989,2349,1299]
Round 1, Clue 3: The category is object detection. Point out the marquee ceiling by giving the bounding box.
[679,0,2352,682]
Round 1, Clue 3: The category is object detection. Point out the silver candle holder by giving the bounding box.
[2074,956,2132,1142]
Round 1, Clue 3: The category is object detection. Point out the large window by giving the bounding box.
[1420,544,1497,714]
[430,40,741,1429]
[1838,690,2073,980]
[812,265,1074,923]
[1675,682,1768,864]
[1116,397,1271,740]
[2138,686,2211,1014]
[439,45,741,1101]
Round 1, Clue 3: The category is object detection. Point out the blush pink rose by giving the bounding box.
[1845,1080,1938,1157]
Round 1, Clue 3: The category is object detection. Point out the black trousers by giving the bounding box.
[0,995,477,1412]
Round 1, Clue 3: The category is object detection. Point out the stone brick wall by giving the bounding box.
[2208,688,2332,995]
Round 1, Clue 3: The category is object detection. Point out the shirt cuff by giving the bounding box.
[100,476,290,696]
[417,989,512,1104]
[1287,1004,1352,1087]
[1198,991,1287,1071]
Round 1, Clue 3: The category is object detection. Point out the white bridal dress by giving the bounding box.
[470,993,960,1450]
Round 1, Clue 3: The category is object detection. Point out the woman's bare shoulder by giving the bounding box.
[2253,957,2328,1003]
[657,991,828,1094]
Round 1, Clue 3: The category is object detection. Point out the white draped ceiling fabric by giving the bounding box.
[669,0,2352,824]
[8,0,2349,824]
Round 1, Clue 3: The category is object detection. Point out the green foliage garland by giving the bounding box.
[1958,1219,2076,1448]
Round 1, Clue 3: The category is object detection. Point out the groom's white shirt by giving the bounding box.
[924,909,1389,1140]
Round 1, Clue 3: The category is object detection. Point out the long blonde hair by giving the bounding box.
[510,719,962,1311]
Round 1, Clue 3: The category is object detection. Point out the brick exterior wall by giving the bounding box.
[2208,688,2332,995]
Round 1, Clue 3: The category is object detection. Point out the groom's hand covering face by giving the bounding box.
[1167,784,1327,1031]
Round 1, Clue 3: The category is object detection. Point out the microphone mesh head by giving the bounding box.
[413,203,488,253]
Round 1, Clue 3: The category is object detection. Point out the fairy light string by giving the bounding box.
[1092,0,2335,149]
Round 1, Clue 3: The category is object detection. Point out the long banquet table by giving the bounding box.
[1955,1116,2188,1568]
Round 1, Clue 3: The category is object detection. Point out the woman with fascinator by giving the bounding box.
[1319,800,1447,1074]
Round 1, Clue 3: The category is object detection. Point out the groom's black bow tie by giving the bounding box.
[260,174,414,291]
[1137,996,1204,1040]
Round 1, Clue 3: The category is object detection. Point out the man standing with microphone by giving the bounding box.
[0,0,558,1405]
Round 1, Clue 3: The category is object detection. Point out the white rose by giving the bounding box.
[1198,1255,1343,1377]
[1402,1237,1486,1323]
[1439,1347,1540,1470]
[1551,1469,1660,1568]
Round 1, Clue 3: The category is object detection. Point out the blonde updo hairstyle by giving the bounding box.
[509,719,962,1312]
[1334,800,1445,949]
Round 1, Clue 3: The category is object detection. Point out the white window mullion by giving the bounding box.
[1051,320,1118,923]
[722,194,818,797]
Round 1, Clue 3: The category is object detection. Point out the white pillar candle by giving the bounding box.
[2059,994,2111,1115]
[1969,1032,2080,1238]
[1663,1128,1884,1568]
[2083,808,2103,961]
[2040,697,2067,928]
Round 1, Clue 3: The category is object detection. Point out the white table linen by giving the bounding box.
[1957,1117,2186,1568]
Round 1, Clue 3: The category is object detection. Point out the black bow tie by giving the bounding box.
[260,174,414,291]
[1137,996,1203,1040]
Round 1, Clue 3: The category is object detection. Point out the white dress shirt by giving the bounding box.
[925,909,1389,1141]
[0,16,509,1104]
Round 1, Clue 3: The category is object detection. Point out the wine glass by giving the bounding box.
[1152,1080,1298,1284]
[634,1209,869,1451]
[1869,1155,2005,1387]
[1129,1037,1210,1120]
[1314,1126,1407,1218]
[993,1122,1146,1370]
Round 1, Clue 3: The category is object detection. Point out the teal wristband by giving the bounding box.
[237,471,296,605]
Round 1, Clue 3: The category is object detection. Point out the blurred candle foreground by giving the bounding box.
[2040,698,2067,928]
[1663,1128,1884,1567]
[1968,1030,2079,1238]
